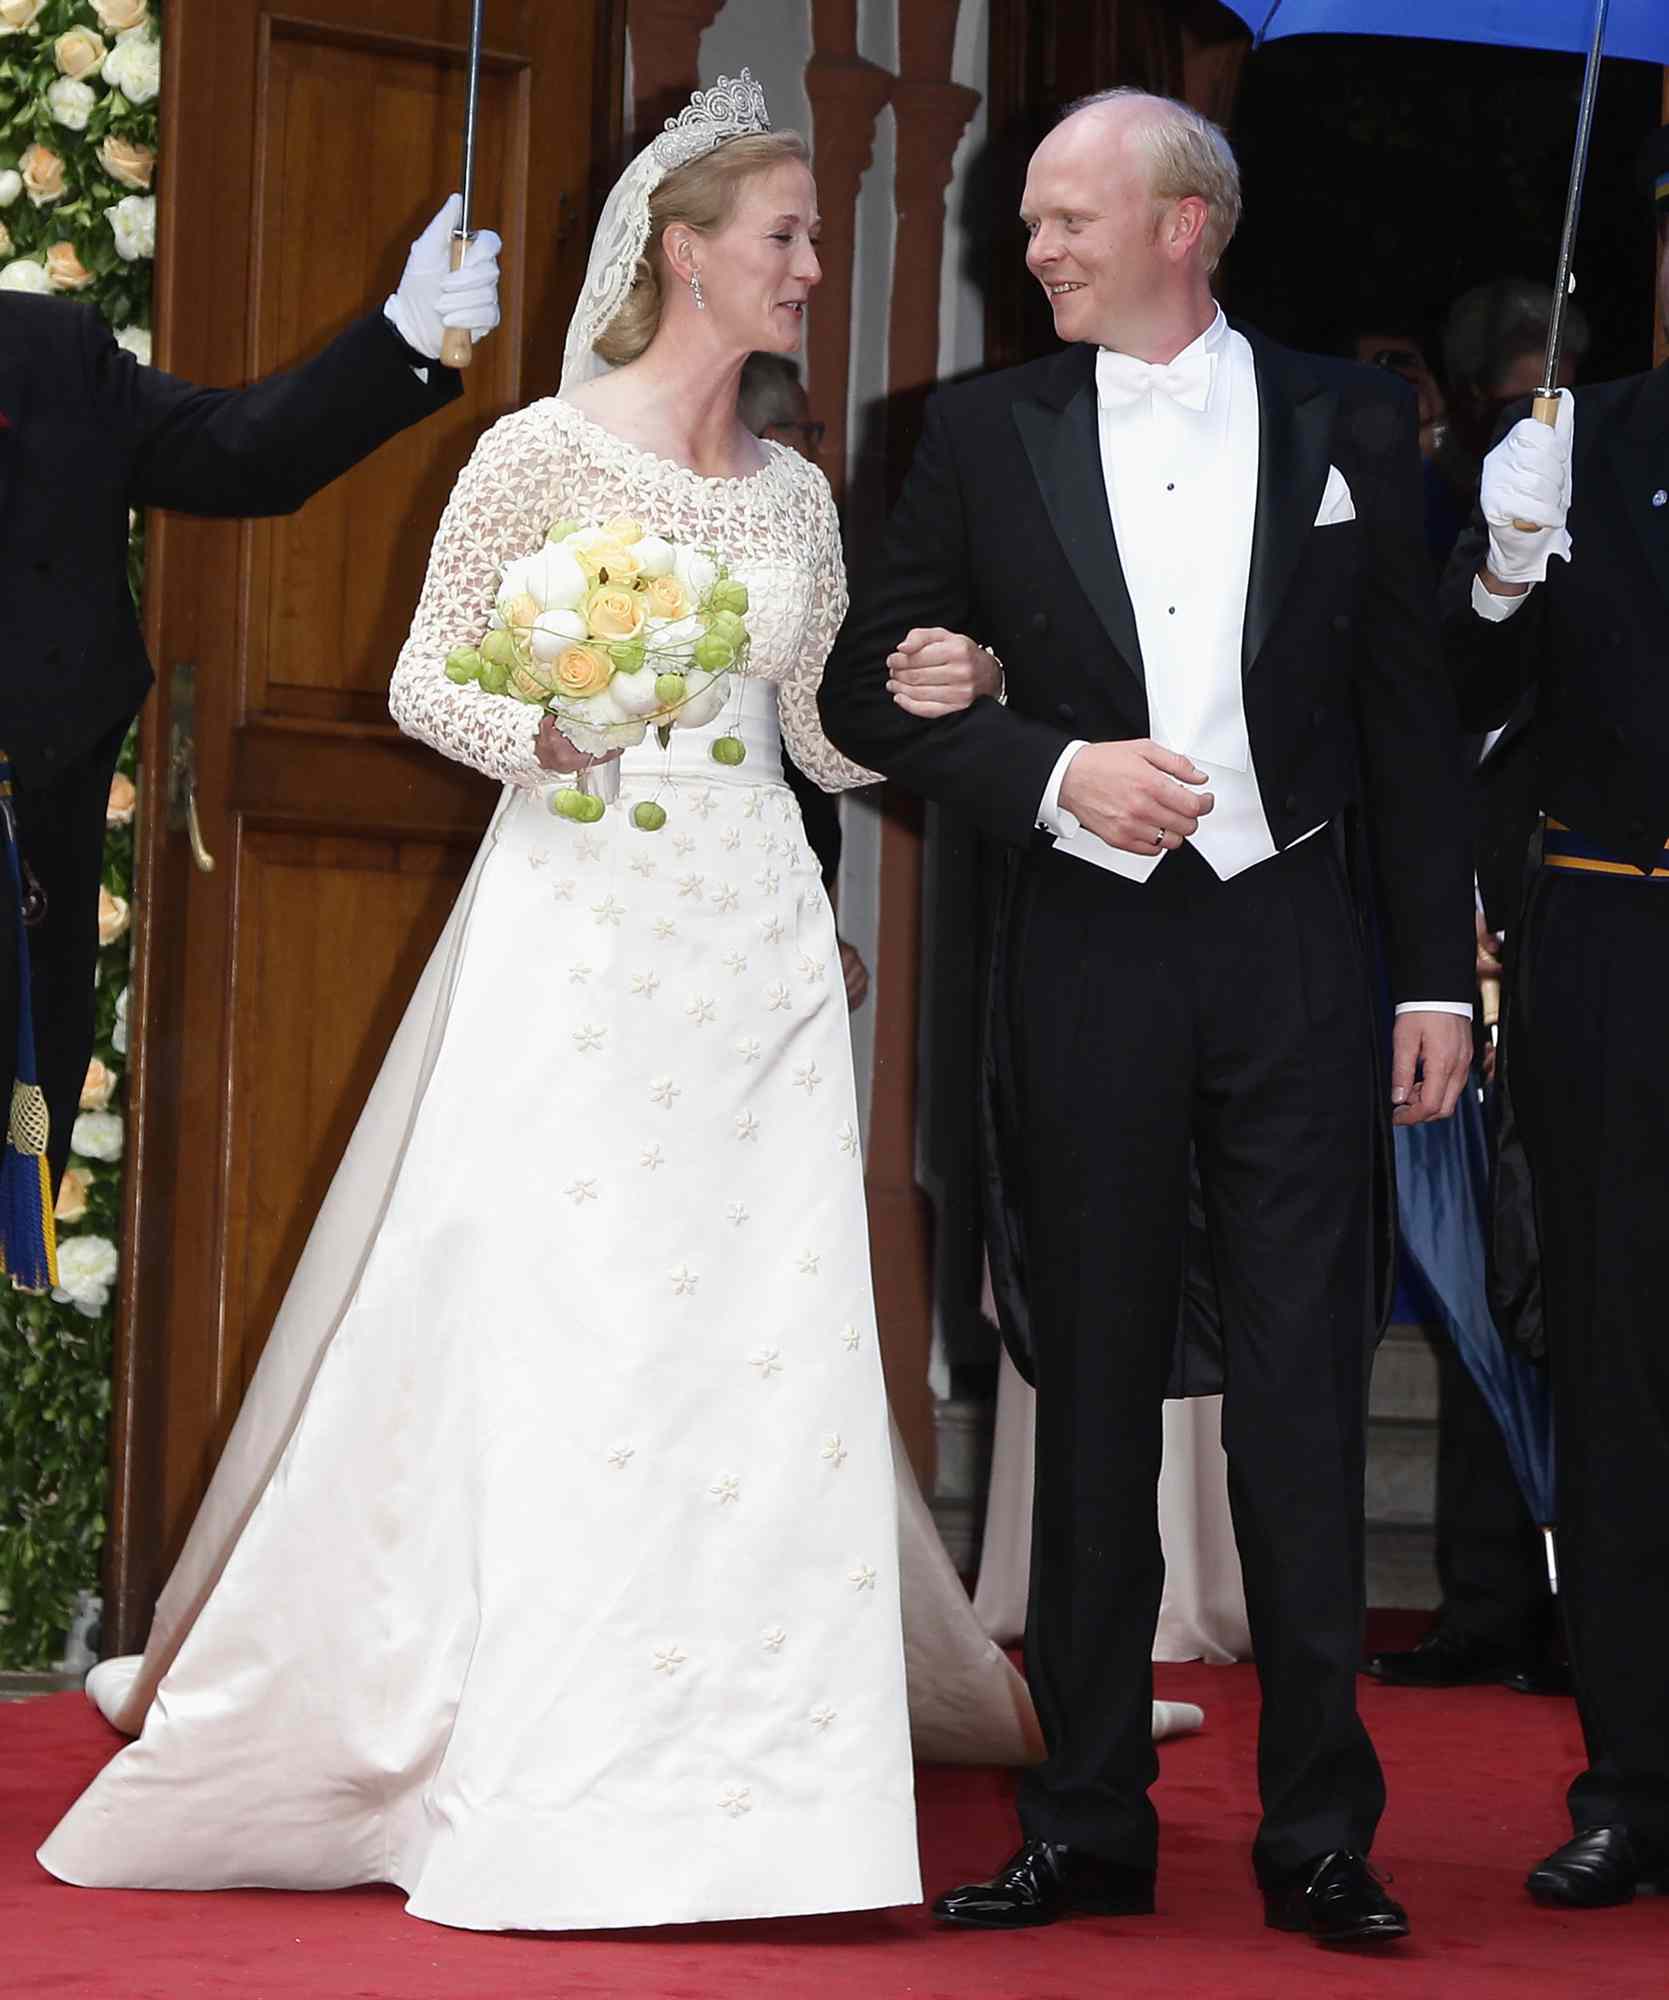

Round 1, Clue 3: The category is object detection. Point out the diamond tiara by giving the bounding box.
[652,69,773,172]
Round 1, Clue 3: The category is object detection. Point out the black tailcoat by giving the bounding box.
[0,298,461,1186]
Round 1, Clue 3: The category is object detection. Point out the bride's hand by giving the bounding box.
[535,716,624,776]
[885,628,1003,717]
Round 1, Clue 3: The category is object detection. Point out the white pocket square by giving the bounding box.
[1314,464,1356,527]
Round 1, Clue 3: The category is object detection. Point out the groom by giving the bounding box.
[820,90,1473,1945]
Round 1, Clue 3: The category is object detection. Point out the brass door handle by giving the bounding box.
[168,663,217,874]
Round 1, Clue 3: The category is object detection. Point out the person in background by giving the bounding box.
[0,197,501,1258]
[1439,128,1669,1911]
[1364,285,1576,1701]
[739,350,869,1008]
[1352,329,1469,568]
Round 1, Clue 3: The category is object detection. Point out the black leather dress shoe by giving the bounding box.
[1527,1827,1664,1908]
[1364,1628,1520,1688]
[1263,1851,1410,1944]
[1502,1658,1574,1697]
[932,1838,1156,1929]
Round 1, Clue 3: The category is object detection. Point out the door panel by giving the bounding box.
[108,0,623,1650]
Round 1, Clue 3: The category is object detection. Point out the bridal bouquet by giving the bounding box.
[445,515,751,824]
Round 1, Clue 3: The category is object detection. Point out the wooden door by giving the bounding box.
[106,0,624,1652]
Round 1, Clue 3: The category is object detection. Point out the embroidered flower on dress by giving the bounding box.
[750,1346,783,1378]
[572,1023,606,1053]
[762,1627,787,1653]
[673,832,698,856]
[650,1076,681,1108]
[722,950,749,975]
[653,917,678,942]
[849,1563,877,1591]
[711,1473,741,1505]
[671,1264,699,1296]
[765,983,792,1012]
[565,1177,599,1205]
[736,1037,762,1064]
[793,1062,822,1095]
[653,1645,688,1675]
[726,1202,750,1227]
[798,1250,821,1277]
[629,852,657,878]
[840,1325,861,1351]
[799,953,826,984]
[685,995,717,1027]
[553,878,577,902]
[607,1445,635,1469]
[711,883,740,914]
[718,1784,752,1817]
[640,1144,665,1171]
[591,895,625,927]
[576,831,606,863]
[761,916,785,945]
[569,961,593,984]
[838,1122,860,1157]
[734,1110,760,1141]
[755,868,781,897]
[821,1435,848,1469]
[720,826,742,852]
[632,971,661,999]
[688,789,717,820]
[809,1705,837,1731]
[677,873,705,899]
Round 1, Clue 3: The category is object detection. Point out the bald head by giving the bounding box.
[1019,88,1237,361]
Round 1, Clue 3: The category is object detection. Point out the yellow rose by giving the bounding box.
[98,134,155,190]
[55,28,107,77]
[0,0,46,29]
[20,143,66,208]
[97,886,130,946]
[554,645,614,699]
[594,544,641,584]
[54,1168,90,1225]
[106,772,137,827]
[503,590,541,630]
[80,1057,116,1112]
[45,241,95,291]
[644,574,695,621]
[0,222,11,259]
[507,659,557,703]
[585,585,646,643]
[603,515,644,543]
[91,0,149,28]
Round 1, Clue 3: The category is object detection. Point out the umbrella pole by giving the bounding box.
[440,0,486,372]
[1510,0,1610,526]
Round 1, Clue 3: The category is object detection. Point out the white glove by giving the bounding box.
[383,194,502,363]
[1479,387,1574,584]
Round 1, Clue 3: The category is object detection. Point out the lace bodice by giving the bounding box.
[390,399,878,793]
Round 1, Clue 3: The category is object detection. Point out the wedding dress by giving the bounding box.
[39,402,1200,1931]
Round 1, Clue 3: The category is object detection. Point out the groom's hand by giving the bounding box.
[1390,1011,1472,1125]
[1058,739,1215,854]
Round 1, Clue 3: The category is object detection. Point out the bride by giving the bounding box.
[38,75,1196,1935]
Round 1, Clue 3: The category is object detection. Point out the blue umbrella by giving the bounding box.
[1394,1090,1558,1589]
[1222,1,1669,451]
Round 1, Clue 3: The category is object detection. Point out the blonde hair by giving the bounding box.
[594,130,812,366]
[1061,88,1242,273]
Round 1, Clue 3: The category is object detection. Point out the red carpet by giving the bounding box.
[5,1665,1665,1999]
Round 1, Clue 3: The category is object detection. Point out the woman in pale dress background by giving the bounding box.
[39,77,1197,1937]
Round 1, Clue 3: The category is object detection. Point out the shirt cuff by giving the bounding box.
[1471,573,1531,622]
[1395,1000,1475,1021]
[1037,739,1089,836]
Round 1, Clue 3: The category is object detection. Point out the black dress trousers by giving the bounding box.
[1007,832,1386,1885]
[1511,867,1669,1844]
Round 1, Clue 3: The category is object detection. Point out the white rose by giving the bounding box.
[630,534,675,579]
[98,885,130,945]
[48,76,96,130]
[71,1110,124,1161]
[106,192,155,262]
[54,28,107,79]
[112,985,130,1055]
[92,0,149,29]
[520,544,588,614]
[529,608,587,663]
[0,170,19,207]
[677,669,729,730]
[0,258,51,294]
[0,0,46,33]
[646,613,704,655]
[80,1057,118,1112]
[102,25,160,104]
[115,324,150,365]
[672,546,720,598]
[609,664,667,719]
[51,1234,120,1318]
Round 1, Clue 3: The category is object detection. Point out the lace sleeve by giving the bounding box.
[776,467,881,793]
[389,407,552,788]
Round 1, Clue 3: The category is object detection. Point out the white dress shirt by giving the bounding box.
[1034,309,1468,1018]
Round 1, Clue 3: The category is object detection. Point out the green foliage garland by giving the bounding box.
[0,0,160,1668]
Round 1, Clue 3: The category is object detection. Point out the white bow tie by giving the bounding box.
[1095,343,1215,414]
